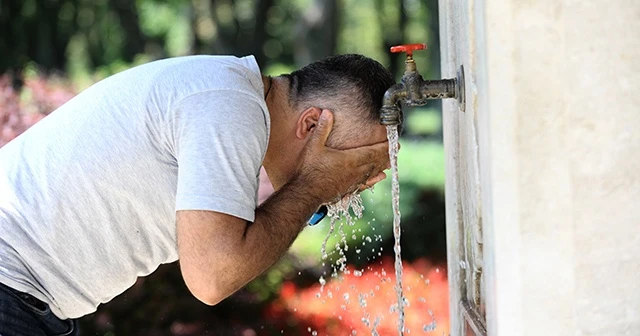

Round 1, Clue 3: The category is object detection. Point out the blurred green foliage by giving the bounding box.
[1,0,440,81]
[1,0,447,334]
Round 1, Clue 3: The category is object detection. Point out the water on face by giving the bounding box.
[386,125,405,335]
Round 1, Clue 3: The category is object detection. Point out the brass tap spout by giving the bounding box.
[380,83,406,126]
[380,43,465,127]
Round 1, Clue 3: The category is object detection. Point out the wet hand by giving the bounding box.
[295,110,390,204]
[358,171,388,192]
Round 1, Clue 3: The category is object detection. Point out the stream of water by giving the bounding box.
[386,124,405,336]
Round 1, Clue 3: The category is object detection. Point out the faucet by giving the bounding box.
[380,43,466,126]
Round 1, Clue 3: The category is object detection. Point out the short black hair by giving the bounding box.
[285,54,395,124]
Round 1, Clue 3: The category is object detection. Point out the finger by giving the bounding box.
[355,157,389,185]
[356,171,386,192]
[311,109,334,147]
[352,163,382,187]
[365,171,387,186]
[347,141,390,167]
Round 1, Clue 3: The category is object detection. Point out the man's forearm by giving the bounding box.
[214,176,324,299]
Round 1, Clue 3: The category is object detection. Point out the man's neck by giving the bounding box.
[261,75,300,190]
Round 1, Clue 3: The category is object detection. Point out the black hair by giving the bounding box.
[284,54,395,124]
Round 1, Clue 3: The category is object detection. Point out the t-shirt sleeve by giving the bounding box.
[171,90,268,222]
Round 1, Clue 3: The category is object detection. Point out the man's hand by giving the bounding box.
[294,109,390,204]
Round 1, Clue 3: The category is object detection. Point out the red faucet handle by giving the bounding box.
[390,43,427,57]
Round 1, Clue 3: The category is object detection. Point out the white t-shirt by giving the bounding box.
[0,55,270,319]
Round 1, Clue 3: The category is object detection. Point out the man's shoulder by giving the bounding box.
[153,55,260,85]
[145,55,263,102]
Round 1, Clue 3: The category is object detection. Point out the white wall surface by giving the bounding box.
[439,1,640,335]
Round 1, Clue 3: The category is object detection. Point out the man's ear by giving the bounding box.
[295,107,323,140]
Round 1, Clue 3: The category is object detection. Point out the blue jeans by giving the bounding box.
[0,282,78,336]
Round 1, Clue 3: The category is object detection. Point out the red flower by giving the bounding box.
[270,258,450,335]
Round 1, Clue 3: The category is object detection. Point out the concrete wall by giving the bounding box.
[438,1,640,335]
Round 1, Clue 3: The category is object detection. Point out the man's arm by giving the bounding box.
[177,176,321,305]
[176,110,390,305]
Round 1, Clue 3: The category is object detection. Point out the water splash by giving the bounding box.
[321,193,365,259]
[318,192,365,293]
[386,125,405,335]
[320,217,337,260]
[422,309,437,332]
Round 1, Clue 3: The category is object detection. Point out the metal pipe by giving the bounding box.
[419,79,457,101]
[380,66,465,126]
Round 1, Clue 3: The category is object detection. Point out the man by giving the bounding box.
[0,53,395,335]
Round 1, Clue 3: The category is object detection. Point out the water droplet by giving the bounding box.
[423,322,437,332]
[372,316,381,335]
[358,293,367,308]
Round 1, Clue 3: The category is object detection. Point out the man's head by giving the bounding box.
[283,54,395,149]
[263,54,395,189]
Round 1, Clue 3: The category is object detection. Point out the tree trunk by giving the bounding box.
[111,0,146,62]
[375,0,406,77]
[294,0,341,66]
[210,0,235,54]
[250,0,275,67]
